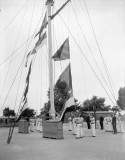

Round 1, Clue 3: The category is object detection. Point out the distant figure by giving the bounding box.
[30,118,35,132]
[75,114,84,139]
[117,113,124,133]
[72,114,77,135]
[112,113,117,134]
[100,116,104,130]
[86,114,91,129]
[90,115,96,137]
[107,116,113,132]
[68,116,72,131]
[5,118,8,125]
[104,117,108,131]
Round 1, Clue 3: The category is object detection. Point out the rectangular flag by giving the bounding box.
[35,12,47,38]
[60,96,75,121]
[52,38,70,61]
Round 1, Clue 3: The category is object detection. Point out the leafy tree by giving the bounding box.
[117,87,125,110]
[9,109,16,117]
[111,106,120,112]
[3,107,16,118]
[82,96,106,111]
[43,81,69,114]
[21,108,35,118]
[81,96,106,128]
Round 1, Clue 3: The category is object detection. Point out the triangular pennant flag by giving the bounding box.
[52,38,70,61]
[57,63,73,94]
[35,12,47,38]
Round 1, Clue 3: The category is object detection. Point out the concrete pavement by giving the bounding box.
[0,123,125,160]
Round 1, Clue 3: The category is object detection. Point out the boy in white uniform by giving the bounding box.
[75,114,84,139]
[90,115,96,137]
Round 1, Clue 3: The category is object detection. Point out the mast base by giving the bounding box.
[42,120,63,139]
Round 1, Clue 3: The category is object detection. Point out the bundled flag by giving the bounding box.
[35,12,47,38]
[17,61,32,119]
[25,32,47,67]
[52,38,70,61]
[35,31,47,51]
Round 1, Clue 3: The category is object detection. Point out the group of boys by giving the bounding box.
[68,112,96,139]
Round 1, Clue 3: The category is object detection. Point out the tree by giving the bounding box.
[21,108,35,118]
[82,96,106,111]
[43,81,69,114]
[3,107,16,118]
[117,87,125,110]
[111,106,120,112]
[81,96,106,128]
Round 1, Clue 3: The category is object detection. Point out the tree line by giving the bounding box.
[2,85,125,119]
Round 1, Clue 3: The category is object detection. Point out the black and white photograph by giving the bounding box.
[0,0,125,159]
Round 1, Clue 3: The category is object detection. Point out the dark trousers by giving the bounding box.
[113,124,117,134]
[87,123,90,129]
[100,123,103,130]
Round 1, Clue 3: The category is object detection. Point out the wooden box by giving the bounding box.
[18,119,29,133]
[42,120,63,139]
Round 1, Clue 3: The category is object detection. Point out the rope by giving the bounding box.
[57,9,115,106]
[0,3,27,36]
[83,0,117,101]
[70,2,116,102]
[0,0,30,106]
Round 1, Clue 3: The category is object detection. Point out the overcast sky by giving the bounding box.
[0,0,125,115]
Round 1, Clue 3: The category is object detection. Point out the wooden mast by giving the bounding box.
[46,0,55,119]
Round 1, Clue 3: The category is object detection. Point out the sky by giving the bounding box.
[0,0,125,115]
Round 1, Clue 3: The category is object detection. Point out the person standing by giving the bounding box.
[30,118,35,132]
[68,116,72,131]
[86,114,91,129]
[75,114,84,139]
[72,114,77,135]
[90,115,96,137]
[112,113,117,134]
[100,116,104,130]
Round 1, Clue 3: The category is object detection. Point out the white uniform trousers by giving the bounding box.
[76,124,84,138]
[68,121,72,131]
[30,122,35,132]
[39,121,43,132]
[91,124,96,137]
[72,119,77,135]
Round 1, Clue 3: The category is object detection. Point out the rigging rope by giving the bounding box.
[0,3,27,36]
[57,8,115,106]
[0,6,46,69]
[83,0,117,101]
[0,4,47,114]
[13,0,37,110]
[70,2,116,103]
[0,0,30,107]
[0,50,27,114]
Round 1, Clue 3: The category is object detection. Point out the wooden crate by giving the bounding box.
[18,119,29,133]
[42,120,63,139]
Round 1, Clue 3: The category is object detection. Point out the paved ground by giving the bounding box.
[0,123,125,160]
